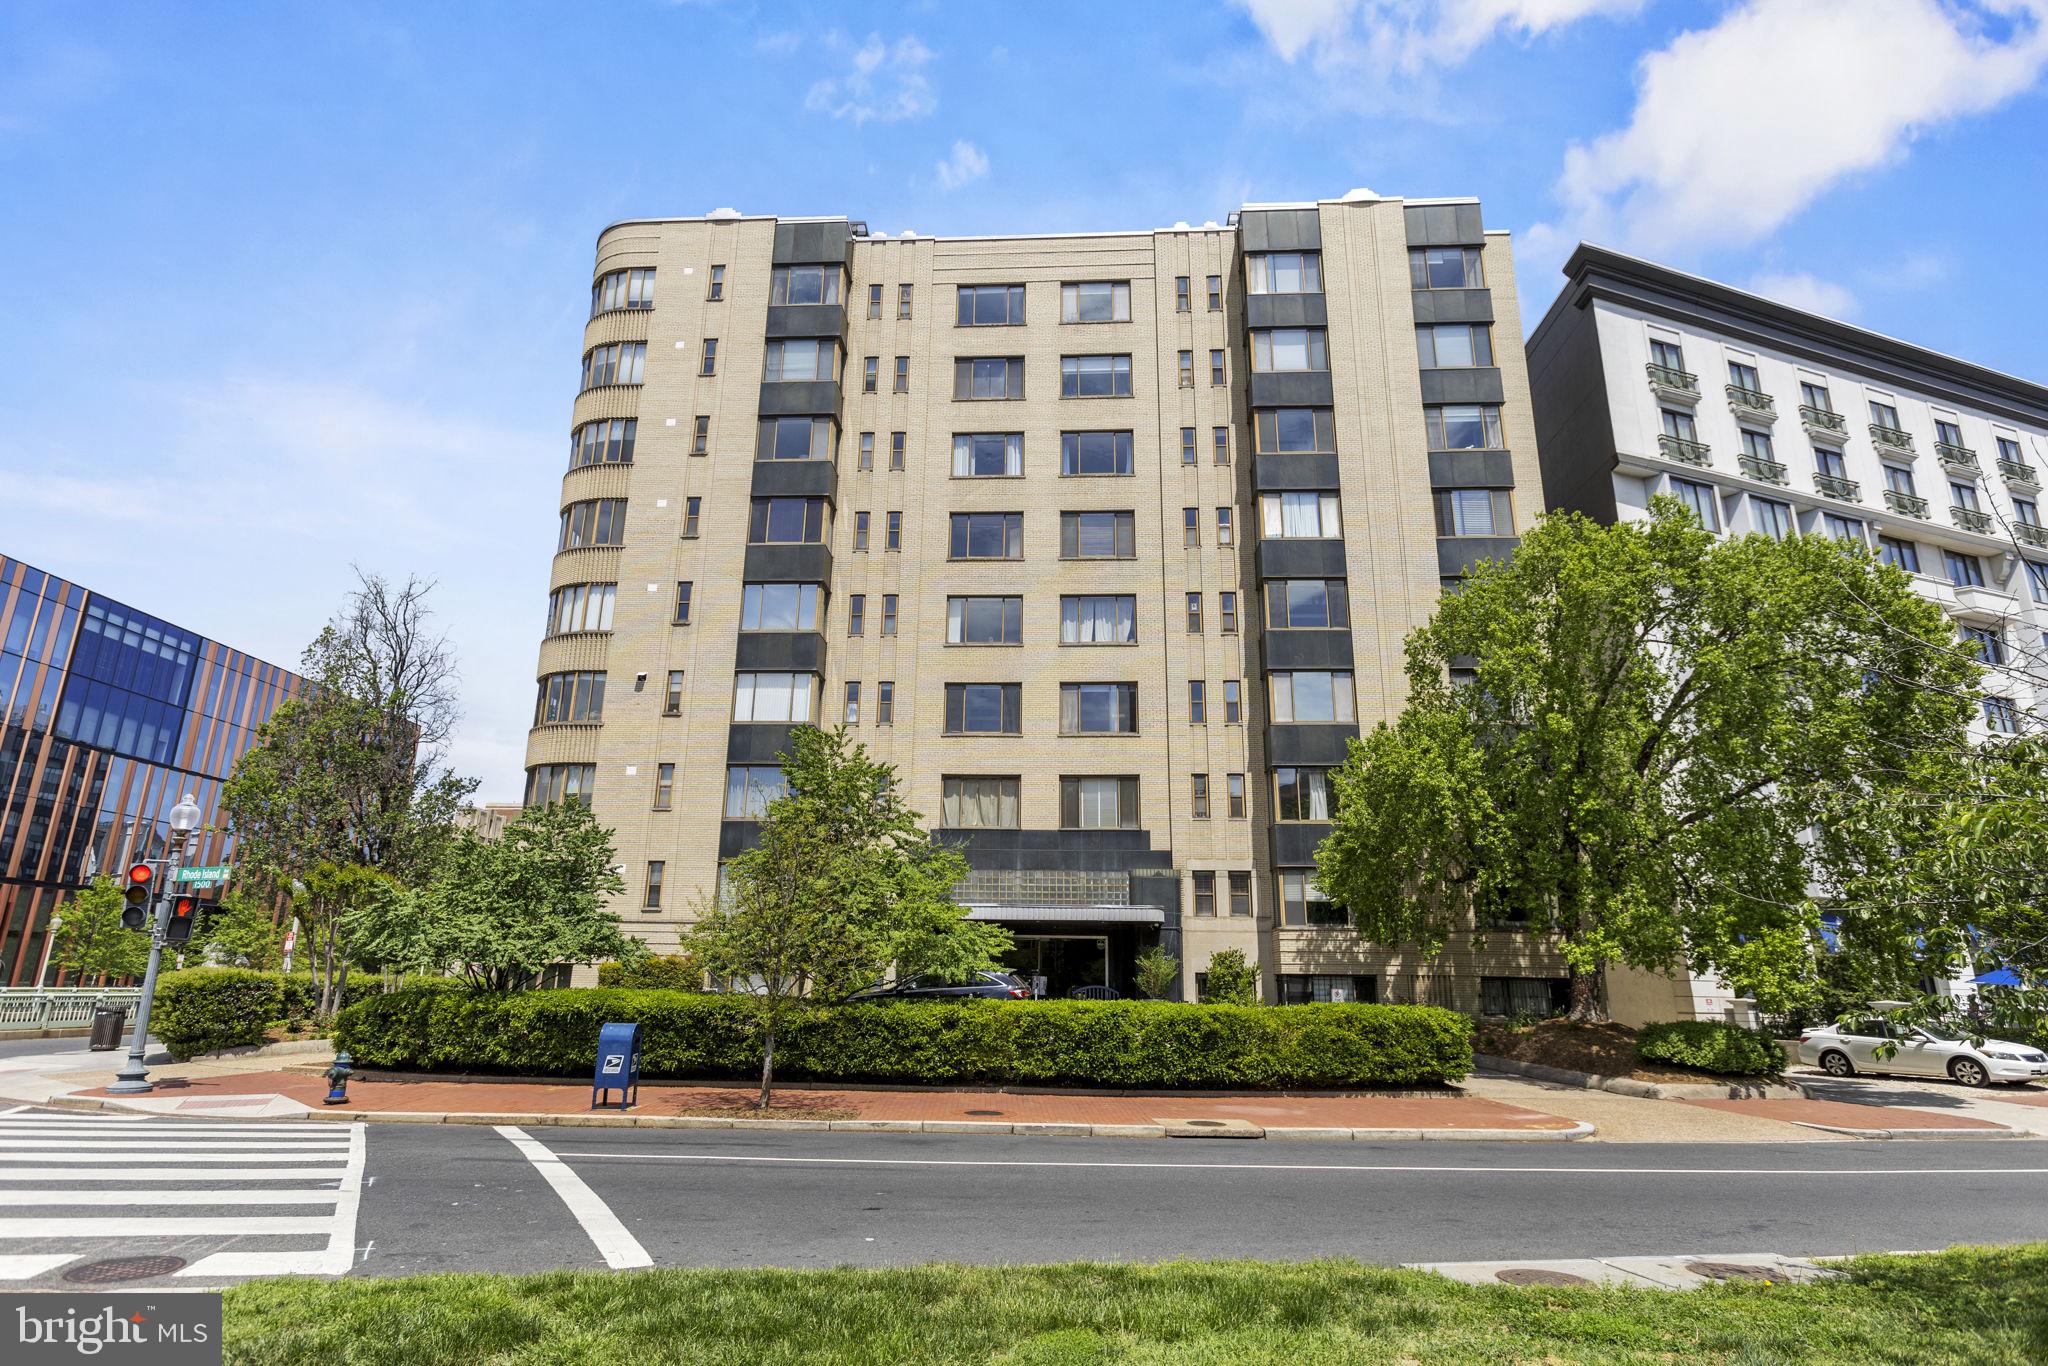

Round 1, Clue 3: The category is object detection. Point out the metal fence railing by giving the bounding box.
[0,987,144,1031]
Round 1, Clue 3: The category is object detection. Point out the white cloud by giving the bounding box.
[804,33,936,124]
[934,138,989,189]
[1232,0,1641,70]
[755,30,803,56]
[1746,271,1859,319]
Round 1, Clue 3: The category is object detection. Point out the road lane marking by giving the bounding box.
[0,1151,350,1165]
[497,1126,652,1270]
[549,1151,2048,1177]
[179,1120,366,1278]
[0,1254,77,1278]
[0,1122,339,1135]
[0,1215,335,1236]
[0,1139,350,1151]
[1,1189,344,1205]
[0,1167,347,1181]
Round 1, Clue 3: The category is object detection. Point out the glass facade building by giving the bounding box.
[0,555,303,984]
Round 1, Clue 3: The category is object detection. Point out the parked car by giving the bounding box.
[1797,1019,2048,1087]
[845,971,1034,1003]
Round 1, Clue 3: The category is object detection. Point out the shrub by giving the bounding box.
[336,988,1474,1088]
[597,954,702,991]
[153,969,382,1059]
[1636,1020,1784,1077]
[1199,949,1258,1006]
[1133,948,1179,1001]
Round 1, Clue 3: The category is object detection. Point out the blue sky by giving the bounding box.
[2,0,2045,799]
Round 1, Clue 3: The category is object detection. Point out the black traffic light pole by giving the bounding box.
[106,815,195,1096]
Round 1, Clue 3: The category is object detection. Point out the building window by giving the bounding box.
[955,432,1023,477]
[877,681,894,726]
[1188,679,1206,723]
[1661,408,1699,443]
[1246,252,1322,294]
[953,356,1026,400]
[893,356,910,392]
[844,681,861,725]
[559,499,627,549]
[1753,499,1794,541]
[663,670,685,716]
[1961,625,2007,667]
[1728,359,1761,392]
[1260,491,1342,539]
[732,672,814,723]
[1060,510,1136,559]
[1061,594,1135,645]
[1821,513,1863,543]
[957,284,1026,326]
[1175,276,1190,312]
[853,512,871,551]
[1184,507,1201,548]
[889,431,906,470]
[1178,350,1194,389]
[863,356,878,393]
[867,282,883,319]
[941,776,1020,828]
[1409,246,1483,289]
[740,582,821,631]
[1061,430,1133,476]
[1869,398,1903,430]
[945,683,1023,734]
[1668,479,1719,532]
[1883,461,1918,497]
[706,264,724,301]
[1650,339,1686,373]
[725,765,788,819]
[769,265,840,305]
[1800,381,1834,414]
[1217,508,1235,547]
[1951,481,1982,514]
[1060,775,1138,829]
[1425,404,1505,451]
[1209,349,1226,386]
[570,417,637,469]
[527,764,596,807]
[1061,281,1131,323]
[763,338,838,383]
[1265,579,1349,630]
[881,594,898,637]
[1275,766,1336,821]
[886,511,902,551]
[692,415,710,455]
[1877,536,1920,573]
[653,763,675,811]
[1269,670,1356,723]
[898,283,913,320]
[591,267,655,316]
[1482,977,1570,1017]
[699,339,718,376]
[682,498,701,539]
[535,671,607,725]
[1415,323,1493,368]
[951,511,1025,560]
[2017,498,2040,526]
[642,861,665,910]
[1251,328,1329,372]
[1219,591,1238,633]
[1223,679,1241,724]
[1983,695,2021,734]
[1181,427,1197,465]
[545,583,616,636]
[1945,550,1986,588]
[579,342,646,390]
[1186,592,1203,633]
[1740,429,1776,465]
[747,497,827,544]
[1059,681,1138,735]
[2029,562,2048,603]
[1278,870,1343,926]
[1062,354,1133,398]
[1255,409,1337,455]
[949,595,1024,644]
[857,432,874,470]
[1278,973,1373,1003]
[1229,872,1252,918]
[1226,773,1246,818]
[756,415,834,461]
[1192,777,1211,821]
[1207,274,1222,310]
[848,593,865,635]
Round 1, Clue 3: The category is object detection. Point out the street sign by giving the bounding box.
[172,865,231,884]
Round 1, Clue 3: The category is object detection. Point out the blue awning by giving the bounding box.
[1973,967,2021,987]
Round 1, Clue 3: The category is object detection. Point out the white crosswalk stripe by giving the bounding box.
[0,1112,365,1282]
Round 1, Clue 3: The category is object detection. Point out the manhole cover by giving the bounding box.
[1495,1267,1590,1286]
[1684,1261,1777,1282]
[64,1256,188,1284]
[965,1109,1004,1117]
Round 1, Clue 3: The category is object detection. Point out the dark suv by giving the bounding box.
[846,971,1033,1002]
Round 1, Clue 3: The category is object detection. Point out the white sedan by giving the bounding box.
[1798,1019,2048,1087]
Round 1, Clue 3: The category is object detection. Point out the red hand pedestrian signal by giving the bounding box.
[164,895,199,946]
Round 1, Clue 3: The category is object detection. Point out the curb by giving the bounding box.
[45,1094,1595,1141]
[1476,1054,1806,1101]
[1789,1120,2024,1140]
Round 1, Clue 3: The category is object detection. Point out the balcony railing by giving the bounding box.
[1657,434,1711,467]
[1936,441,1980,475]
[1646,363,1700,397]
[1882,489,1930,518]
[2014,522,2048,549]
[1800,404,1847,434]
[1869,423,1916,454]
[1950,505,1992,534]
[1997,457,2039,489]
[1725,384,1776,418]
[1813,472,1861,501]
[1739,454,1788,485]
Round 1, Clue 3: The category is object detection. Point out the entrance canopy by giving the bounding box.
[963,903,1163,925]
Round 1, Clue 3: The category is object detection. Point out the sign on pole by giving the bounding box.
[171,865,231,884]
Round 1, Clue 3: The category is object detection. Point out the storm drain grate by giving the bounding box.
[65,1255,188,1284]
[1183,1120,1227,1128]
[1684,1261,1778,1282]
[964,1109,1004,1117]
[1495,1268,1590,1287]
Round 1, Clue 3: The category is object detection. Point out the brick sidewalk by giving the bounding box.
[83,1070,1578,1132]
[1681,1097,2010,1133]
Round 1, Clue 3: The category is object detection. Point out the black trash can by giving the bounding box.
[88,1004,128,1051]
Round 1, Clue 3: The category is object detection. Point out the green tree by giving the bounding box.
[1133,947,1180,1001]
[686,725,1010,1107]
[192,891,287,971]
[1316,500,1977,1022]
[49,877,147,984]
[1197,948,1259,1005]
[348,801,637,990]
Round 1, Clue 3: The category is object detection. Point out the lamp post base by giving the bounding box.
[105,1076,154,1095]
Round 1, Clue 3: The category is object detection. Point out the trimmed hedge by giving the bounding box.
[1636,1020,1784,1077]
[335,987,1473,1088]
[153,969,381,1060]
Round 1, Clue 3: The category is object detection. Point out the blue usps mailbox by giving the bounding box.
[592,1021,642,1111]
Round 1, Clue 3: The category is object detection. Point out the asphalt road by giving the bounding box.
[6,1111,2046,1287]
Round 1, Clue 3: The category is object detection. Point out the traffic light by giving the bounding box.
[121,863,154,932]
[164,895,200,946]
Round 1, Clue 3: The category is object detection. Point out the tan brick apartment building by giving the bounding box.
[527,189,1567,1006]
